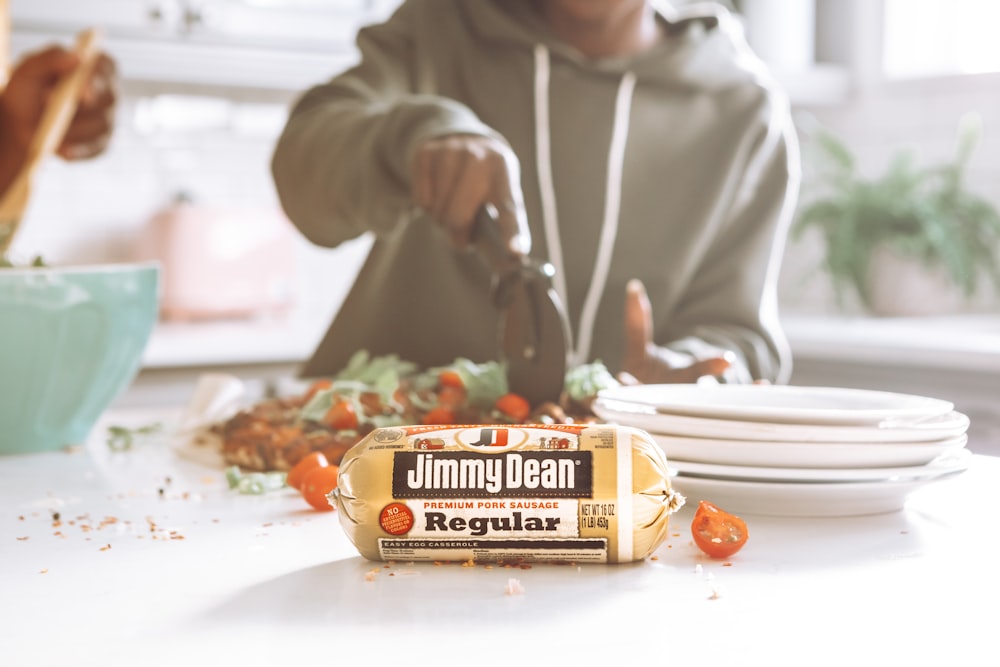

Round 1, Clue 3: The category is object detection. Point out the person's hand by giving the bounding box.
[410,133,530,255]
[619,278,732,384]
[0,45,119,163]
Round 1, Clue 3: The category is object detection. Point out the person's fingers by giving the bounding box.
[428,142,466,224]
[437,147,494,247]
[79,54,118,108]
[411,143,435,212]
[652,356,732,384]
[58,94,115,153]
[621,278,653,374]
[443,185,490,248]
[616,371,640,386]
[11,47,79,87]
[490,147,529,256]
[58,127,112,160]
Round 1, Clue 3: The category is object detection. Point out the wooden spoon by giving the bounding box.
[0,28,102,255]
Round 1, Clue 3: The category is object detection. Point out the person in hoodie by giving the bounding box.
[272,0,800,386]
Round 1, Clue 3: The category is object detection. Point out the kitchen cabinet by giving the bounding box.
[9,0,403,91]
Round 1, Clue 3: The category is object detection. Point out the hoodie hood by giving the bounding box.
[458,0,769,90]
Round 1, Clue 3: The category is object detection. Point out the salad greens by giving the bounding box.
[300,350,619,430]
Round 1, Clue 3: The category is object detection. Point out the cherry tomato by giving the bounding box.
[286,451,329,491]
[324,399,359,431]
[300,465,340,512]
[439,370,464,388]
[691,500,748,559]
[437,384,467,409]
[422,406,456,425]
[495,392,531,422]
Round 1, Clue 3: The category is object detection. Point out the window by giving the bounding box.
[884,0,1000,78]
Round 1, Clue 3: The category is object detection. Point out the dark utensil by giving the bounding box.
[473,204,572,406]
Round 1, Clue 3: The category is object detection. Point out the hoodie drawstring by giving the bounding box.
[533,44,636,367]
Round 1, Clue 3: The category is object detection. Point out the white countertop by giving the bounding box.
[2,407,997,666]
[782,313,1000,372]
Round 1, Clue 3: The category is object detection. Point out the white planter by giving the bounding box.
[865,245,965,317]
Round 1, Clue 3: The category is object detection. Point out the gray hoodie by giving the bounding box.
[272,0,799,383]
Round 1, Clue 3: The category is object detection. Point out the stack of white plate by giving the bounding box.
[593,384,972,517]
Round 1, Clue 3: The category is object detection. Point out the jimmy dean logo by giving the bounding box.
[391,451,592,498]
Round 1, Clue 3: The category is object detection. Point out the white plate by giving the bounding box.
[670,447,971,483]
[592,398,970,444]
[670,467,968,517]
[654,432,968,469]
[596,384,954,426]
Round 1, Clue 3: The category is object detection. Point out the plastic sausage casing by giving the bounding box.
[333,424,685,564]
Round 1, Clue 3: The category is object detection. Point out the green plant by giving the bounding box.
[792,113,1000,309]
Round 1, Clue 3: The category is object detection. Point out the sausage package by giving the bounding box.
[333,424,685,564]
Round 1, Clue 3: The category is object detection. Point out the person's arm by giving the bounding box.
[622,98,799,385]
[0,46,118,196]
[271,3,511,250]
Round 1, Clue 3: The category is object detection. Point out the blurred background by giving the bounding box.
[5,0,999,453]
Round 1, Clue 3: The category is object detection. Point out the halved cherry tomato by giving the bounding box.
[495,392,531,422]
[439,370,465,388]
[300,465,340,512]
[691,500,748,559]
[286,451,329,491]
[422,406,456,425]
[324,399,359,431]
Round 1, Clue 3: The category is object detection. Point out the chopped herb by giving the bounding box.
[107,423,163,451]
[224,466,287,495]
[0,254,47,268]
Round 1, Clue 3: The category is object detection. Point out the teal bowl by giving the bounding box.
[0,263,160,454]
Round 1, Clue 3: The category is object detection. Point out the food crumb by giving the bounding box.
[16,536,28,541]
[504,578,525,596]
[39,569,48,574]
[364,569,380,582]
[708,583,726,600]
[461,558,476,568]
[723,562,733,567]
[100,544,112,552]
[650,555,659,561]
